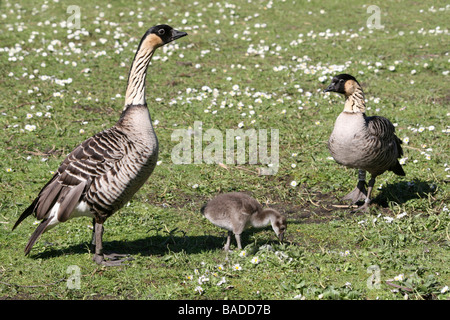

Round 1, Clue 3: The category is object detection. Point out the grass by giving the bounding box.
[0,0,449,300]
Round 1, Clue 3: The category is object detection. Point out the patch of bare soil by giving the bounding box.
[145,185,364,225]
[144,190,210,212]
[271,191,340,224]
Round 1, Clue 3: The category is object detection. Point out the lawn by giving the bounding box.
[0,0,449,301]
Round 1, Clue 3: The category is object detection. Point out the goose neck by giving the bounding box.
[124,43,156,108]
[344,85,366,113]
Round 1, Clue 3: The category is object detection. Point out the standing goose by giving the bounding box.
[12,25,187,265]
[324,74,405,211]
[201,192,287,251]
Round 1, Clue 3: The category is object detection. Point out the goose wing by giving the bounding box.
[366,115,403,154]
[240,196,262,216]
[13,127,128,229]
[365,115,405,175]
[365,115,396,140]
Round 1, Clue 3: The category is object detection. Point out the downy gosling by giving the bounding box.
[201,192,287,251]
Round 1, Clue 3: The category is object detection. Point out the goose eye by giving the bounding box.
[339,79,344,83]
[158,29,165,35]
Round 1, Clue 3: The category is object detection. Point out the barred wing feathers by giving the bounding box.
[365,115,405,176]
[13,127,128,231]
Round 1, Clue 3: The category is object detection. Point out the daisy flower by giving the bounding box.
[24,124,36,132]
[394,274,405,281]
[195,286,204,294]
[198,275,209,284]
[396,212,407,219]
[251,256,260,264]
[217,277,227,286]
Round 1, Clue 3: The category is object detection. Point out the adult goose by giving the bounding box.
[13,25,187,265]
[324,74,405,211]
[201,192,287,251]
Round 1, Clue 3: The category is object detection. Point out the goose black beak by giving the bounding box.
[324,84,335,93]
[170,29,188,42]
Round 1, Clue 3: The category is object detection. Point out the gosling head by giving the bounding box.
[324,74,360,96]
[141,24,188,49]
[271,214,287,242]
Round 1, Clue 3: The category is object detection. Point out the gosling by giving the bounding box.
[201,192,287,251]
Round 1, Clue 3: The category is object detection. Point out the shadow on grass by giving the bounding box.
[29,228,289,260]
[30,234,222,260]
[369,179,437,208]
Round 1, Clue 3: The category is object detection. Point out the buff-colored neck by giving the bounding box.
[124,48,154,108]
[124,34,163,109]
[343,80,366,113]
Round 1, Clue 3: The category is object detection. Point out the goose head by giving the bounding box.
[140,24,188,50]
[324,74,360,97]
[272,214,287,242]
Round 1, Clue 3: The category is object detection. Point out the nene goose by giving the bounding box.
[12,25,187,266]
[324,74,405,211]
[201,192,287,251]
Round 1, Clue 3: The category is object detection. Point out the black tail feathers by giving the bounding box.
[391,161,406,176]
[12,199,37,231]
[24,219,51,255]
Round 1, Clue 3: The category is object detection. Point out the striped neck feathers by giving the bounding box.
[124,34,164,109]
[343,80,366,113]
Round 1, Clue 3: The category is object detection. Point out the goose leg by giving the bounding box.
[235,233,242,250]
[92,222,105,264]
[92,221,131,266]
[223,231,232,251]
[90,218,98,251]
[343,170,367,204]
[355,176,376,212]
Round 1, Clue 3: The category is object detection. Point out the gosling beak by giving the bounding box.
[278,232,285,242]
[170,29,188,42]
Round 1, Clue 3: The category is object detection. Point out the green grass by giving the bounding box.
[0,0,449,300]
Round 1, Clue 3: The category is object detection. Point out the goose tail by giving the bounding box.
[24,219,52,256]
[12,199,38,231]
[391,161,406,176]
[200,203,207,215]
